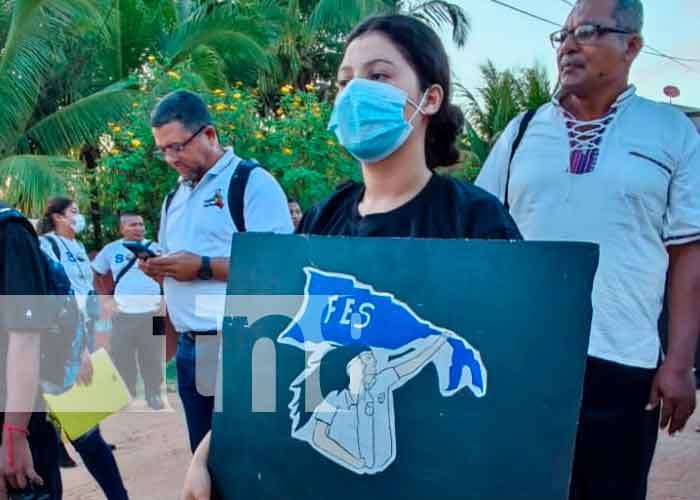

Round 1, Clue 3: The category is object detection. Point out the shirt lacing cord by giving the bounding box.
[564,107,619,175]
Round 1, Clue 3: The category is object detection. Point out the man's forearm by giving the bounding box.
[3,332,40,430]
[666,243,700,371]
[211,258,229,282]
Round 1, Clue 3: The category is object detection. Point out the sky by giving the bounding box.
[437,0,700,108]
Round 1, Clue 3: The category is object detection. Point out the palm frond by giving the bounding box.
[189,45,226,90]
[161,3,278,75]
[0,0,103,154]
[24,80,140,154]
[0,154,80,215]
[309,0,391,33]
[410,0,470,47]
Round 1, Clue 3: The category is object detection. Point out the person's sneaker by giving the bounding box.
[146,394,165,411]
[58,442,77,468]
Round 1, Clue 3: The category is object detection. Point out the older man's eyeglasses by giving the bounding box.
[550,23,635,49]
[153,124,209,160]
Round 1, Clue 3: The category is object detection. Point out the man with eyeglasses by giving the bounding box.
[140,90,293,453]
[477,1,699,499]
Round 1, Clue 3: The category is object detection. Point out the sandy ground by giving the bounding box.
[62,392,700,499]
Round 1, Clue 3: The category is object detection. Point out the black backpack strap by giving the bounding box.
[0,206,36,237]
[228,159,260,233]
[504,108,537,211]
[45,234,61,260]
[112,241,152,293]
[164,184,180,215]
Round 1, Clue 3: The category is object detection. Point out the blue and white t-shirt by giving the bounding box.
[92,239,162,314]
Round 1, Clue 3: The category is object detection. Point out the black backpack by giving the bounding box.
[0,205,79,388]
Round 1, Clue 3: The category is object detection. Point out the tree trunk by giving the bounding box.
[81,144,103,247]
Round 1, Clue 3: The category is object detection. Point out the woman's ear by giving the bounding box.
[421,84,444,117]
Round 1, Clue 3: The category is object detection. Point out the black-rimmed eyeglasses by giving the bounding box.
[550,23,636,49]
[153,124,209,160]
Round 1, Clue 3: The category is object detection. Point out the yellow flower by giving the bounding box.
[213,89,225,97]
[233,92,241,100]
[131,139,142,148]
[228,124,236,130]
[275,108,284,116]
[282,147,293,156]
[293,95,302,103]
[132,102,140,108]
[214,103,226,112]
[167,70,180,80]
[292,102,300,109]
[110,148,120,155]
[229,104,238,111]
[235,81,243,87]
[112,126,122,133]
[147,55,156,63]
[305,83,316,92]
[326,139,335,146]
[280,84,293,95]
[126,131,134,137]
[255,131,264,140]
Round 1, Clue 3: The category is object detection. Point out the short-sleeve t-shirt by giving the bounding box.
[39,232,94,310]
[92,239,162,314]
[298,174,522,240]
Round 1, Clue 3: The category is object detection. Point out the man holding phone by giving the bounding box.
[140,90,293,453]
[92,212,166,410]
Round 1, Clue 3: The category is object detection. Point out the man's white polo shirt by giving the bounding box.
[158,147,294,333]
[476,86,700,369]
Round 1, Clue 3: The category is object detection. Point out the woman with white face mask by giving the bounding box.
[38,197,93,299]
[182,14,522,500]
[37,197,130,500]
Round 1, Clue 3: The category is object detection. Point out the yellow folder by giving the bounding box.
[43,348,131,440]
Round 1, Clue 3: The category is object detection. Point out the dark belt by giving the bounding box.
[180,330,218,342]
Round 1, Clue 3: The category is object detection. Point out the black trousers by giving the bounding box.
[569,356,660,500]
[111,311,164,398]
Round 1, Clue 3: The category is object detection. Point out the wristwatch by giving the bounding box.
[198,256,213,280]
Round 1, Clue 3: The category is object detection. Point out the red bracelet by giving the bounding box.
[3,424,29,468]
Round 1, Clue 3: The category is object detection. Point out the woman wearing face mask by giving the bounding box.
[38,197,130,500]
[298,14,521,240]
[181,14,520,500]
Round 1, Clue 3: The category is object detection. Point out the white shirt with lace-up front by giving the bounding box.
[476,86,700,369]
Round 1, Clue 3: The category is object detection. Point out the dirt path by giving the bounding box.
[62,393,700,499]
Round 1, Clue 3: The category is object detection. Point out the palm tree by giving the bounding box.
[0,0,279,220]
[309,0,470,48]
[457,60,551,169]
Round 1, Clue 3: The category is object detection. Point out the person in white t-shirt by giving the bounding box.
[92,212,165,410]
[37,197,129,499]
[476,1,700,499]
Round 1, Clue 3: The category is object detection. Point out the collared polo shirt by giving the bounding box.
[159,147,294,333]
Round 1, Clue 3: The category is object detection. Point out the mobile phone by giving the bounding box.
[123,241,157,260]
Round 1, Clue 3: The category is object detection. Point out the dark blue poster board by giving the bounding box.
[210,234,598,500]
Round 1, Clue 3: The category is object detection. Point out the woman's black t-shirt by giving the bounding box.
[298,174,522,240]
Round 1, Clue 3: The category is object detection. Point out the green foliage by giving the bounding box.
[454,60,552,181]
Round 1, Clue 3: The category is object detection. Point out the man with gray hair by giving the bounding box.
[141,90,294,452]
[477,0,700,498]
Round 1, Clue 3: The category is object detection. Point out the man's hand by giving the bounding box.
[647,361,697,435]
[77,348,94,386]
[143,252,202,282]
[0,433,43,495]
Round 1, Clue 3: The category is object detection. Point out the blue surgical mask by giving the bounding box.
[328,79,427,164]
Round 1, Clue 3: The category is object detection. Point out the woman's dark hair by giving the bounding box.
[345,14,465,169]
[38,197,73,235]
